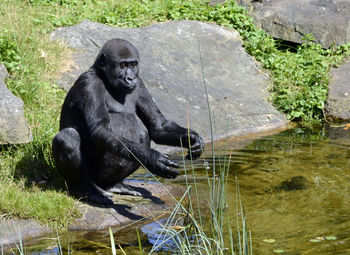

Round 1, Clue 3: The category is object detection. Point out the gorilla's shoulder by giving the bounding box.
[72,69,104,91]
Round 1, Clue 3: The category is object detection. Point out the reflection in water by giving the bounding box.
[141,218,182,252]
[19,126,350,254]
[220,126,350,254]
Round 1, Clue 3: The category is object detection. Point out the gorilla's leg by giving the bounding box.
[52,128,114,204]
[95,153,142,197]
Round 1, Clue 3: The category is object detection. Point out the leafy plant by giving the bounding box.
[0,30,22,72]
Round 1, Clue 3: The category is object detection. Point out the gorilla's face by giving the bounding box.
[105,57,139,93]
[95,39,140,94]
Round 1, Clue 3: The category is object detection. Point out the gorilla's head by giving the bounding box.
[94,39,140,94]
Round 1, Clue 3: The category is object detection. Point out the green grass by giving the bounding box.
[0,181,79,230]
[1,0,350,232]
[0,1,78,230]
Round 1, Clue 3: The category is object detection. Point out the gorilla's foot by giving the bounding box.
[85,191,114,205]
[108,182,142,197]
[70,184,114,205]
[92,183,114,198]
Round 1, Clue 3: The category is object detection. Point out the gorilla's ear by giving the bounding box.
[99,53,106,67]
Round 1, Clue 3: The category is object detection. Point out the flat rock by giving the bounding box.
[245,0,350,48]
[70,182,182,231]
[51,20,287,145]
[325,60,350,122]
[0,218,51,248]
[0,182,182,247]
[0,64,32,144]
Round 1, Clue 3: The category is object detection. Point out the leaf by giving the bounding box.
[325,236,337,241]
[109,227,117,255]
[263,239,276,244]
[273,249,285,253]
[310,239,322,243]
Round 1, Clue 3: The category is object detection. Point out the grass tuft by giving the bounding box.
[0,181,79,230]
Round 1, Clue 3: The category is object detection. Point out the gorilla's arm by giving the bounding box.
[77,74,178,178]
[136,83,204,159]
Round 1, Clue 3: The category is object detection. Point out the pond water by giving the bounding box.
[17,125,350,254]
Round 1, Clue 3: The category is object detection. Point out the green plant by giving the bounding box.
[0,181,79,230]
[0,30,22,72]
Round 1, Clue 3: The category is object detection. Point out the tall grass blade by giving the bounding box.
[137,229,143,255]
[198,39,216,206]
[109,227,117,255]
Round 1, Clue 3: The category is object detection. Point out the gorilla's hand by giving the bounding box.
[183,132,204,160]
[143,149,179,179]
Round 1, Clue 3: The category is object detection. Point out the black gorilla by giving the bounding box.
[52,38,204,204]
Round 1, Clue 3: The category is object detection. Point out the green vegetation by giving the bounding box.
[0,181,78,230]
[0,1,78,230]
[1,0,350,233]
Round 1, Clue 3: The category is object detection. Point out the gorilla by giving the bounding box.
[52,38,204,205]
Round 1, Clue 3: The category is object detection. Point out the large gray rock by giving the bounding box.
[0,64,32,144]
[247,0,350,48]
[325,60,350,122]
[51,20,287,143]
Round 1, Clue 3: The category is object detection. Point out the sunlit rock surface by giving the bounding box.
[325,60,350,122]
[51,20,288,145]
[238,0,350,48]
[0,63,31,144]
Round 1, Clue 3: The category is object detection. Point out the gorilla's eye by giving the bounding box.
[120,62,126,69]
[131,62,138,67]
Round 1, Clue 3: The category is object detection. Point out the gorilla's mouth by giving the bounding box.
[117,79,136,92]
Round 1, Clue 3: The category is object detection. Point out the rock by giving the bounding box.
[0,218,51,248]
[275,176,308,191]
[0,64,32,144]
[325,60,350,122]
[69,182,182,231]
[51,20,287,146]
[0,182,182,248]
[247,0,350,48]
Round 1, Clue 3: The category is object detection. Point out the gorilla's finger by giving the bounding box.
[190,143,202,150]
[165,159,179,168]
[159,157,179,168]
[189,135,204,149]
[165,167,179,178]
[191,146,203,154]
[186,150,202,160]
[188,143,202,154]
[158,165,179,178]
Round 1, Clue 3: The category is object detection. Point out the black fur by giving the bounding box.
[52,39,204,204]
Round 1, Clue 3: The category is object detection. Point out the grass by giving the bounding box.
[0,0,350,236]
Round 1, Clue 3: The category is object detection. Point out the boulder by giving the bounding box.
[0,64,32,144]
[245,0,350,48]
[325,60,350,122]
[51,20,287,145]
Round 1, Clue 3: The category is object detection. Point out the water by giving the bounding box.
[14,125,350,254]
[226,126,350,254]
